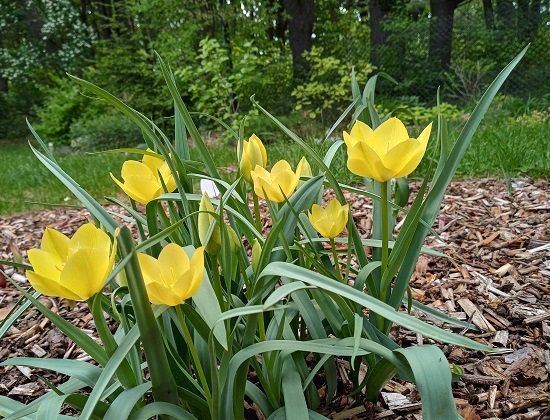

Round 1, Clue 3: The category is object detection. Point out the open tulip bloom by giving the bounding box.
[250,159,303,203]
[111,149,177,204]
[239,133,268,183]
[344,118,432,182]
[138,244,205,306]
[26,223,116,301]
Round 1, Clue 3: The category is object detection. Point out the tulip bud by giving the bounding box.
[226,225,241,254]
[297,156,312,188]
[9,240,23,273]
[239,134,267,183]
[198,192,222,255]
[251,239,262,273]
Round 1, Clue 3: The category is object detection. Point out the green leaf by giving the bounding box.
[260,263,491,352]
[396,346,458,419]
[104,382,152,420]
[282,357,309,420]
[129,402,196,419]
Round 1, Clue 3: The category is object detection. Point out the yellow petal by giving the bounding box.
[350,120,374,140]
[250,134,267,167]
[141,150,165,174]
[391,141,428,179]
[158,243,190,286]
[417,123,432,146]
[115,174,164,204]
[41,228,70,262]
[59,248,109,299]
[27,271,81,301]
[27,248,62,282]
[373,118,409,152]
[138,253,161,286]
[347,142,393,182]
[343,131,359,149]
[146,281,183,306]
[68,224,111,256]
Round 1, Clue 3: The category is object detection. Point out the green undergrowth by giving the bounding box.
[1,118,547,216]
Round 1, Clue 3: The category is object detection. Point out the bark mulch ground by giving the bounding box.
[0,177,548,419]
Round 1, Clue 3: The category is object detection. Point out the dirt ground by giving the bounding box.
[1,177,549,419]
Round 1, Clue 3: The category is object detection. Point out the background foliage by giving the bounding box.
[0,0,548,150]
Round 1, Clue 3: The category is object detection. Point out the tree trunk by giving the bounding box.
[368,0,394,69]
[482,0,495,29]
[429,0,463,72]
[282,0,315,83]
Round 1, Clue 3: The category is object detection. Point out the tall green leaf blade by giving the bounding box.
[396,346,458,419]
[388,46,528,310]
[282,357,309,420]
[260,263,491,351]
[104,382,152,420]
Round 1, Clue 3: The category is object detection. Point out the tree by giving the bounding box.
[282,0,315,83]
[428,0,467,72]
[368,0,394,69]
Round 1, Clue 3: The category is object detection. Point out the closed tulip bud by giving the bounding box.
[239,134,267,183]
[251,239,262,273]
[139,244,204,306]
[26,224,116,301]
[250,160,302,203]
[308,199,349,239]
[111,149,177,204]
[226,225,241,254]
[198,192,222,255]
[297,156,312,188]
[344,118,432,182]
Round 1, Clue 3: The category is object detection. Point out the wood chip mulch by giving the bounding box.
[0,177,548,419]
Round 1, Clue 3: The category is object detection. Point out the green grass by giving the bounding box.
[0,145,127,215]
[1,118,547,216]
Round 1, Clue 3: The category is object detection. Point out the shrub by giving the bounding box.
[70,114,143,152]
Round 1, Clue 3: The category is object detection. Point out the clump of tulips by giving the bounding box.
[0,48,528,419]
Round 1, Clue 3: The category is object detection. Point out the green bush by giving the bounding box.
[35,78,106,145]
[70,114,143,152]
[292,47,374,123]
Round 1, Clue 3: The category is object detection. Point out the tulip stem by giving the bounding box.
[253,191,262,232]
[329,238,343,282]
[379,181,390,303]
[176,305,212,409]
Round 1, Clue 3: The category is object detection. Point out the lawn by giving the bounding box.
[0,118,548,216]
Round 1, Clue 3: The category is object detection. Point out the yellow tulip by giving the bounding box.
[297,156,312,188]
[250,160,302,203]
[26,223,116,301]
[198,192,222,255]
[138,244,205,306]
[308,199,349,239]
[239,134,267,183]
[344,118,432,182]
[198,192,241,255]
[111,149,177,204]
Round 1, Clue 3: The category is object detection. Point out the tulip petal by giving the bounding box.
[416,123,433,146]
[382,138,426,179]
[69,224,111,255]
[347,142,394,182]
[27,248,62,281]
[372,118,409,154]
[41,228,70,261]
[59,248,109,300]
[142,150,165,174]
[27,271,81,301]
[146,281,182,306]
[159,243,190,285]
[120,175,164,204]
[138,253,161,286]
[350,120,373,143]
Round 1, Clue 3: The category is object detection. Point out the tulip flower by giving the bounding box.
[297,156,312,188]
[251,239,262,273]
[198,192,222,255]
[138,244,205,306]
[26,223,116,301]
[111,149,177,204]
[344,118,432,182]
[250,160,302,203]
[239,134,267,183]
[308,199,349,239]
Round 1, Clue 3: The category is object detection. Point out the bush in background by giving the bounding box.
[70,114,143,152]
